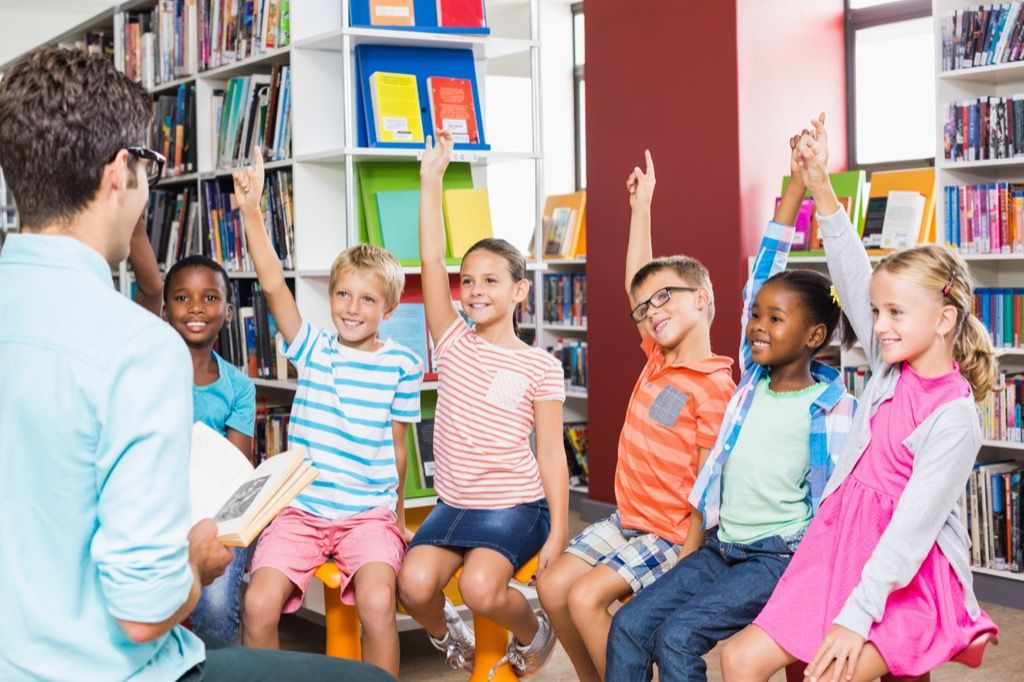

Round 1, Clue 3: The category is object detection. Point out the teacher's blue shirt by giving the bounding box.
[0,234,204,680]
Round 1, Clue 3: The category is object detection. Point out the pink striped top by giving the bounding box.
[432,318,566,508]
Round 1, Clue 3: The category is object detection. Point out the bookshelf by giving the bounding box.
[934,1,1024,602]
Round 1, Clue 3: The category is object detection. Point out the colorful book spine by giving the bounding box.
[542,273,587,327]
[943,183,1024,254]
[547,339,588,391]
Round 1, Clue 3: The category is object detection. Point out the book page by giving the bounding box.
[190,422,254,523]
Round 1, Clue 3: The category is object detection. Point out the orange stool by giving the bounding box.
[455,555,541,682]
[314,562,362,660]
[783,631,998,682]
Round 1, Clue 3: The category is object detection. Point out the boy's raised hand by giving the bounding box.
[626,149,656,208]
[232,144,265,212]
[420,130,454,180]
[796,113,829,188]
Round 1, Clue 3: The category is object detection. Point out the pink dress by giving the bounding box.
[755,363,998,676]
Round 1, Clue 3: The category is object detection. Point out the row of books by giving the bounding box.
[199,170,295,271]
[843,365,871,399]
[151,82,196,178]
[114,2,196,89]
[943,184,1024,254]
[979,372,1024,444]
[218,280,293,381]
[214,65,292,167]
[943,97,1024,163]
[549,339,588,391]
[253,400,290,466]
[940,3,1024,72]
[974,289,1024,348]
[366,71,480,145]
[199,0,291,72]
[539,192,587,260]
[963,461,1024,573]
[542,273,587,327]
[564,423,589,489]
[146,187,200,268]
[358,0,486,30]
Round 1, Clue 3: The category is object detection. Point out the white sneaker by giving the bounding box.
[487,609,556,680]
[428,598,475,671]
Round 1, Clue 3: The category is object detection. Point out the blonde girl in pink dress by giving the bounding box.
[721,115,999,682]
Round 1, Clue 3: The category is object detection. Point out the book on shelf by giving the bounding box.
[437,0,486,28]
[199,169,294,271]
[198,0,291,71]
[944,96,1024,164]
[973,288,1024,349]
[442,188,492,258]
[369,71,425,144]
[543,273,587,327]
[867,168,936,244]
[427,76,480,145]
[548,339,588,392]
[943,183,1024,254]
[879,191,926,250]
[539,192,587,259]
[379,301,430,370]
[515,287,536,326]
[781,171,866,243]
[113,1,199,89]
[375,190,421,263]
[941,4,1024,71]
[146,187,201,270]
[190,421,316,546]
[842,365,871,399]
[771,197,815,251]
[370,0,416,27]
[254,399,291,466]
[218,280,294,381]
[214,65,291,168]
[563,422,589,488]
[150,82,197,178]
[964,460,1024,573]
[413,418,436,490]
[980,370,1024,444]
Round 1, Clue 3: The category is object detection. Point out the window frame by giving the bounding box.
[846,0,934,174]
[572,1,585,190]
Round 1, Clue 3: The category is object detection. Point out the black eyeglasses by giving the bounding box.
[110,146,165,188]
[630,286,698,323]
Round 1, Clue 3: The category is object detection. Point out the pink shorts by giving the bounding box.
[251,505,406,611]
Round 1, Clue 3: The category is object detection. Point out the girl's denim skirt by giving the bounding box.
[409,498,550,570]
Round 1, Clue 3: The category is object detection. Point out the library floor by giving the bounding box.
[276,511,1024,681]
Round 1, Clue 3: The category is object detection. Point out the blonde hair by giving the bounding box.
[875,245,996,401]
[630,255,716,323]
[329,244,405,310]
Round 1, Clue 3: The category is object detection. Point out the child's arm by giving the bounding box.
[226,429,254,467]
[798,116,879,367]
[419,132,459,343]
[680,447,711,556]
[127,213,164,316]
[533,399,569,579]
[232,146,302,346]
[392,421,414,543]
[806,403,981,681]
[624,151,655,336]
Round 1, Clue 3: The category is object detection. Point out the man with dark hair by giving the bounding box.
[0,47,390,681]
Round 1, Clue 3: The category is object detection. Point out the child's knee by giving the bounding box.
[457,571,502,614]
[356,581,398,626]
[397,562,437,607]
[566,577,602,614]
[535,564,572,610]
[242,587,283,627]
[720,638,752,677]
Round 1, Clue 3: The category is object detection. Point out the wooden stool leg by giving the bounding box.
[469,613,517,682]
[323,583,361,660]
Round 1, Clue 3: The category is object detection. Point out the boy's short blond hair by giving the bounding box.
[630,255,715,323]
[329,244,405,310]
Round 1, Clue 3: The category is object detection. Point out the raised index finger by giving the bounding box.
[644,149,654,177]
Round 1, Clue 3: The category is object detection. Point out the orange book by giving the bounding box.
[370,0,415,27]
[427,76,479,145]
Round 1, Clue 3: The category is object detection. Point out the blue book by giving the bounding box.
[379,301,429,371]
[375,190,421,263]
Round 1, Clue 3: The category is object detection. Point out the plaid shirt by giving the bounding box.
[688,221,857,531]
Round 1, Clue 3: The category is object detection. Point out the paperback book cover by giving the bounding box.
[370,0,415,26]
[427,76,479,144]
[368,71,425,144]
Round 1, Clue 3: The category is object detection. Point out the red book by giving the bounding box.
[436,0,485,28]
[427,76,479,145]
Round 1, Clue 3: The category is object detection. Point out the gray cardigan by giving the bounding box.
[818,208,983,638]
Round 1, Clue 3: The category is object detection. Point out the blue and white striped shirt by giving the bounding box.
[281,321,423,520]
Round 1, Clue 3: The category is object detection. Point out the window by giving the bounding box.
[573,3,585,190]
[846,0,933,172]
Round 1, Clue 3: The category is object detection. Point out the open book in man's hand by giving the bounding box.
[190,422,318,547]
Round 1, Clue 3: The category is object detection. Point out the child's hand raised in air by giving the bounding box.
[625,149,656,208]
[795,113,829,188]
[232,144,265,212]
[420,130,454,180]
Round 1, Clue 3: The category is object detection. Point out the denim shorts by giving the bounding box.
[409,498,550,570]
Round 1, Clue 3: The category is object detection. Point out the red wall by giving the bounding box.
[584,0,846,504]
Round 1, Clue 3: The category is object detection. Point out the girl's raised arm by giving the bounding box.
[419,132,459,342]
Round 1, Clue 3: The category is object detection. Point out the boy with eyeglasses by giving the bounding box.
[536,150,735,681]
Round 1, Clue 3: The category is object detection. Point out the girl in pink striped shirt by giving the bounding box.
[397,130,569,679]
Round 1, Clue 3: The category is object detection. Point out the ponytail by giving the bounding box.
[955,313,997,401]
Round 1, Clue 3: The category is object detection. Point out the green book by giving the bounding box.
[782,170,867,235]
[405,389,437,498]
[356,161,472,263]
[375,190,421,264]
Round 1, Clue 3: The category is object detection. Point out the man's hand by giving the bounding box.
[626,149,656,208]
[420,130,454,180]
[232,144,266,213]
[188,519,233,586]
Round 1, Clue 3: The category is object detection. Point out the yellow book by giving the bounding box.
[369,71,424,144]
[540,192,586,259]
[442,188,493,258]
[867,167,936,244]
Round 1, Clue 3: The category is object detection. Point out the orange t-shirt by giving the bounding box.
[614,335,735,545]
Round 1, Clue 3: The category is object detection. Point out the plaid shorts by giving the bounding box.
[565,512,683,593]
